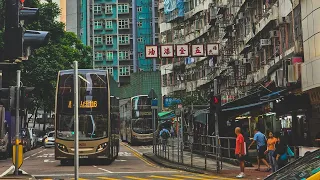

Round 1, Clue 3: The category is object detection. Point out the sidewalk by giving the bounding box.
[143,138,271,179]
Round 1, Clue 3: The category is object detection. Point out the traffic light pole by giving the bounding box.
[213,79,220,172]
[14,70,21,175]
[73,61,79,180]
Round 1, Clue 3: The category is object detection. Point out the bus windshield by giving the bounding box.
[56,70,108,140]
[132,118,153,134]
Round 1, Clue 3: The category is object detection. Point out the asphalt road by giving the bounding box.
[0,142,237,180]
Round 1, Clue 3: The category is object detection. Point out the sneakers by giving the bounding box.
[236,172,245,178]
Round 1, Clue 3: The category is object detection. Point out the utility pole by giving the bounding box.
[132,0,138,72]
[91,0,95,69]
[151,0,156,71]
[213,79,220,172]
[73,61,79,180]
[14,70,20,175]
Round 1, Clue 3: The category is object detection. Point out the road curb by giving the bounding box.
[120,142,143,156]
[143,153,211,174]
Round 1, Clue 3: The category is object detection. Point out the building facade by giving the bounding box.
[65,0,160,85]
[159,0,317,148]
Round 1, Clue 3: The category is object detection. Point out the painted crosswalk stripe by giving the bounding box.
[149,175,183,180]
[172,175,211,180]
[124,176,151,180]
[97,177,120,180]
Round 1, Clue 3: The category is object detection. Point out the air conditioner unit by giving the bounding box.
[275,69,284,87]
[242,58,249,63]
[269,30,279,38]
[287,64,295,83]
[247,52,254,59]
[260,39,271,46]
[254,47,259,52]
[239,12,244,19]
[235,60,242,66]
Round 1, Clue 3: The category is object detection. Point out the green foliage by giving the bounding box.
[168,94,207,110]
[15,0,93,111]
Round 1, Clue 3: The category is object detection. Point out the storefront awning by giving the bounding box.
[158,111,175,120]
[222,101,269,112]
[260,89,287,100]
[194,109,209,125]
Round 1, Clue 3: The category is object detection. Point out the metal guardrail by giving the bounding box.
[154,134,236,172]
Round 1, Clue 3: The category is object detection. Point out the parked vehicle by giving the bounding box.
[0,107,9,159]
[44,131,55,148]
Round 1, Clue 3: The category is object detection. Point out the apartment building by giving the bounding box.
[66,0,159,85]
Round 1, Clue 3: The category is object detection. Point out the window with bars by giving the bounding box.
[137,21,142,27]
[118,4,129,13]
[105,5,113,14]
[118,19,130,29]
[118,35,129,44]
[138,52,143,58]
[119,51,129,60]
[105,20,113,29]
[106,67,113,75]
[94,21,103,29]
[106,51,113,61]
[105,36,113,45]
[119,66,130,76]
[95,52,103,61]
[94,37,103,45]
[137,6,142,12]
[94,5,102,14]
[137,37,143,42]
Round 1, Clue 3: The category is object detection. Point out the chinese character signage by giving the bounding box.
[206,44,219,56]
[176,44,189,57]
[145,45,158,58]
[191,44,204,57]
[160,45,174,58]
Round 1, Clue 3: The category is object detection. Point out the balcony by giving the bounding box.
[164,8,184,23]
[185,25,211,43]
[173,83,186,92]
[254,3,279,36]
[186,81,197,92]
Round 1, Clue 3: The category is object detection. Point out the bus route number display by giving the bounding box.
[68,100,98,108]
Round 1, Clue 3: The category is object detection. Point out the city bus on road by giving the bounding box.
[120,95,156,145]
[54,69,119,165]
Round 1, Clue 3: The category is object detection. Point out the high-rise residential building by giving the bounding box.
[65,0,160,85]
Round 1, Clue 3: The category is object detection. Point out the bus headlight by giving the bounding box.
[57,143,68,153]
[96,143,107,152]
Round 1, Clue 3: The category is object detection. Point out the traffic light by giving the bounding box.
[0,87,16,110]
[3,0,49,61]
[20,87,35,109]
[210,94,221,113]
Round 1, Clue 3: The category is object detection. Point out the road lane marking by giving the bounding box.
[124,176,150,180]
[98,167,113,173]
[197,174,237,180]
[0,165,14,177]
[121,143,157,167]
[97,177,120,180]
[149,175,183,180]
[44,159,56,163]
[33,171,180,177]
[172,175,211,180]
[70,178,88,180]
[93,165,97,167]
[25,149,46,160]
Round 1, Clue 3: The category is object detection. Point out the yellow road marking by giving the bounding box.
[149,175,183,180]
[97,177,120,180]
[121,142,157,167]
[172,175,211,180]
[197,174,237,180]
[124,176,151,180]
[70,178,88,180]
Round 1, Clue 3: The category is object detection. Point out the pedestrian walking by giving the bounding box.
[235,127,246,178]
[264,131,278,172]
[273,135,288,169]
[248,128,271,171]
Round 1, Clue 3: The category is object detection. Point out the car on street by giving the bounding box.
[44,131,55,148]
[20,128,32,152]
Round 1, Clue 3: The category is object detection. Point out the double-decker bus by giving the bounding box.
[120,95,155,145]
[54,69,119,165]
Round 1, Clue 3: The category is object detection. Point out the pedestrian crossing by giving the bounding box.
[36,173,237,180]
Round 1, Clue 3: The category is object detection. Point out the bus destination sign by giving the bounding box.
[68,100,98,108]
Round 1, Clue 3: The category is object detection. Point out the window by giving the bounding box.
[105,36,113,45]
[118,4,129,13]
[94,21,102,29]
[118,35,129,44]
[105,5,113,14]
[137,6,142,12]
[94,36,103,45]
[138,52,143,58]
[118,51,129,60]
[106,51,113,61]
[95,52,103,61]
[119,66,130,76]
[105,20,113,29]
[137,21,142,27]
[137,37,143,42]
[93,5,102,14]
[106,67,113,75]
[118,19,130,29]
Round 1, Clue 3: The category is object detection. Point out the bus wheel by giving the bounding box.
[60,160,68,166]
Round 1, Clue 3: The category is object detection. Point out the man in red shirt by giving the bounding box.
[235,127,246,178]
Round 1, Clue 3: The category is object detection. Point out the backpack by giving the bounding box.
[161,130,170,139]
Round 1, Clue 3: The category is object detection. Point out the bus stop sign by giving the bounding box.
[151,99,158,109]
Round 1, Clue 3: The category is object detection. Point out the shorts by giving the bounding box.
[257,145,267,159]
[236,154,246,161]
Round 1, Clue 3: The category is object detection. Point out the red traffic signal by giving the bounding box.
[213,96,219,104]
[210,95,221,113]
